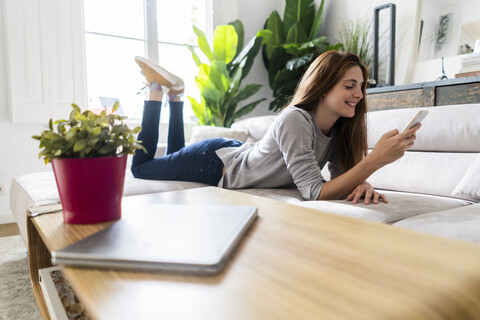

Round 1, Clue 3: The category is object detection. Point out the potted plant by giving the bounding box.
[262,0,341,112]
[32,103,145,224]
[187,20,272,127]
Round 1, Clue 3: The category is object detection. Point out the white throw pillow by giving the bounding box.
[189,126,249,143]
[452,153,480,201]
[231,115,276,142]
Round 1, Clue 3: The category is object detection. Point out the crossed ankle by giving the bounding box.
[168,93,183,102]
[150,82,162,92]
[148,82,164,101]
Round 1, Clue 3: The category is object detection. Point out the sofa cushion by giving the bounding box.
[367,104,480,152]
[231,115,276,143]
[122,172,207,196]
[189,126,249,143]
[10,172,60,244]
[295,190,472,224]
[235,187,304,204]
[452,153,480,201]
[366,151,478,199]
[392,203,480,244]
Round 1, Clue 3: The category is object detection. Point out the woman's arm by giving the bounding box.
[318,125,420,201]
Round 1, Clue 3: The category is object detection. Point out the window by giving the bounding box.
[83,0,211,122]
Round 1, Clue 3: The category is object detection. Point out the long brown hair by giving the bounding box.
[288,50,368,172]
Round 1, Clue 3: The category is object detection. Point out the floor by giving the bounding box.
[0,223,20,238]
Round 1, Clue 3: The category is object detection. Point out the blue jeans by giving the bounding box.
[131,100,242,186]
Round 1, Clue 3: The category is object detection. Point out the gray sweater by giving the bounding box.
[216,106,342,200]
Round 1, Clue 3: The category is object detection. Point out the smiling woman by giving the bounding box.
[130,50,421,205]
[288,51,369,179]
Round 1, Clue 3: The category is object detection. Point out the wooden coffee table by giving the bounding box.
[27,187,480,319]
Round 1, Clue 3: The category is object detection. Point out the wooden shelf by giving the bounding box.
[366,76,480,111]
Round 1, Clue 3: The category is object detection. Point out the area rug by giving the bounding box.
[0,235,41,320]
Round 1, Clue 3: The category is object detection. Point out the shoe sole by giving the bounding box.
[134,56,184,94]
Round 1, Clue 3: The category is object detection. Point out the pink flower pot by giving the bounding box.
[51,156,127,224]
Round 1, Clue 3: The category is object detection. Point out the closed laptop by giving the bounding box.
[52,204,258,275]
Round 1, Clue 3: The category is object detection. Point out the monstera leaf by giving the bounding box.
[188,20,271,127]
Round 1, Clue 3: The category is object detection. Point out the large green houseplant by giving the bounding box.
[262,0,341,112]
[32,103,145,224]
[188,20,272,127]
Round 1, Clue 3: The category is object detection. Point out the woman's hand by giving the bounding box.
[368,124,421,167]
[318,124,421,202]
[345,181,388,204]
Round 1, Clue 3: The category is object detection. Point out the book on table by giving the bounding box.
[51,204,258,275]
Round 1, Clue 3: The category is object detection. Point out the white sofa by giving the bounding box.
[10,104,480,245]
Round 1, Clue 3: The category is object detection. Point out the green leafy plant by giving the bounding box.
[187,20,272,127]
[32,103,145,164]
[337,16,372,70]
[262,0,341,112]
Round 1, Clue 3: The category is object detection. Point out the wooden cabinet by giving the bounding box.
[366,76,480,111]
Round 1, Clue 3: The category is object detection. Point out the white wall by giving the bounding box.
[410,55,462,82]
[411,0,480,83]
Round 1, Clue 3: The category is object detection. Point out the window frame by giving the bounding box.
[144,0,213,62]
[83,0,212,123]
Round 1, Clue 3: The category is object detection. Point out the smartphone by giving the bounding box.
[404,110,428,131]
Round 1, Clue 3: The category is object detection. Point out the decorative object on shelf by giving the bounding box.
[372,3,396,87]
[436,56,448,80]
[261,0,340,112]
[458,43,473,55]
[32,103,144,224]
[436,14,451,49]
[187,20,271,127]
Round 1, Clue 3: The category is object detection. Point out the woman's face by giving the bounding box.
[321,66,364,119]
